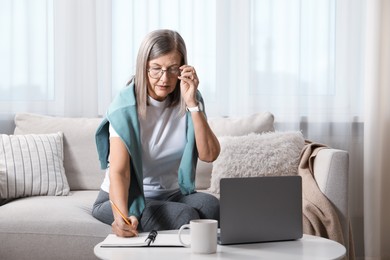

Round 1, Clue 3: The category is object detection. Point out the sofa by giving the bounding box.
[0,112,349,260]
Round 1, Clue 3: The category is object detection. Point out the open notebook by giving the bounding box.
[100,230,186,247]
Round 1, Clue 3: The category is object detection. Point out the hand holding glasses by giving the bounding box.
[148,65,199,107]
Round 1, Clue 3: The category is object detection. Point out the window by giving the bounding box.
[0,0,54,102]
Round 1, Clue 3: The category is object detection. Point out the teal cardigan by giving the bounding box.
[95,83,204,218]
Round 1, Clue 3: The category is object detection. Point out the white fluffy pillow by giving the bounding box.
[209,131,305,194]
[0,132,70,199]
[196,112,275,190]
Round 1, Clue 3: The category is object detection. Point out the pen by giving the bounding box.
[145,230,158,244]
[109,200,138,236]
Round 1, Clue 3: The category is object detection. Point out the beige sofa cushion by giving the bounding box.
[196,112,275,189]
[14,113,105,190]
[207,111,275,137]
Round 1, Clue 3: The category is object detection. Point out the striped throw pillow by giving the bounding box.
[0,132,70,199]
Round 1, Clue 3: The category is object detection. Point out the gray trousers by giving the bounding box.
[92,189,220,232]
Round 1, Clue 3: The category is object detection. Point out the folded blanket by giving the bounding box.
[299,141,355,260]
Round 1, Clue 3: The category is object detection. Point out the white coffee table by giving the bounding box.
[94,232,346,260]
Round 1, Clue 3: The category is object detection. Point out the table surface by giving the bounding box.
[94,232,346,260]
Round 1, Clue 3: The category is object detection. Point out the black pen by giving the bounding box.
[145,230,158,245]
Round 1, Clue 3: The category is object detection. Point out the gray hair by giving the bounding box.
[131,29,188,118]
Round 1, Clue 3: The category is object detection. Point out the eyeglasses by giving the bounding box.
[147,67,181,79]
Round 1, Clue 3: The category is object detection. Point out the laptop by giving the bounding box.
[218,175,303,245]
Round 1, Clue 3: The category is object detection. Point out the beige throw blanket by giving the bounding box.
[299,141,355,260]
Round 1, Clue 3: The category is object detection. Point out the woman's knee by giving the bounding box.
[179,205,200,221]
[184,192,220,220]
[92,190,114,225]
[141,201,200,231]
[92,202,114,225]
[202,195,220,220]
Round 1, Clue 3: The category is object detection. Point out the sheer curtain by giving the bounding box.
[363,0,390,259]
[0,0,113,117]
[0,0,361,120]
[2,0,387,259]
[0,0,54,113]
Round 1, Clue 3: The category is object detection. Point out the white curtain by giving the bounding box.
[0,0,113,117]
[363,0,390,259]
[0,0,54,113]
[0,0,361,120]
[3,0,389,259]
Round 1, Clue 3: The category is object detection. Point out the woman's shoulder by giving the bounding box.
[118,82,137,102]
[108,83,137,113]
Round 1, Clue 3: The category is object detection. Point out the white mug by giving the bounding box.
[178,219,218,254]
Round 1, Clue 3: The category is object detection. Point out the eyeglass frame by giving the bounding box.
[147,66,181,79]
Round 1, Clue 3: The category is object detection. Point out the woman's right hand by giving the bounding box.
[111,215,139,237]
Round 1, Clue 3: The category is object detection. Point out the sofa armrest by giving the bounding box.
[313,148,349,249]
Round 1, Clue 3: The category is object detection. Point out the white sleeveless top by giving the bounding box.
[100,96,187,199]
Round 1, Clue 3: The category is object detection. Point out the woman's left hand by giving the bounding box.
[179,65,221,163]
[178,65,199,107]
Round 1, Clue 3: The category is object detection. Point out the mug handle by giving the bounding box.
[178,224,191,247]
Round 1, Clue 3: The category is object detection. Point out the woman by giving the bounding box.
[92,29,220,237]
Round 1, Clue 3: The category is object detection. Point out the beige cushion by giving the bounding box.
[208,112,275,137]
[196,112,275,190]
[14,113,105,190]
[0,132,69,199]
[208,131,304,194]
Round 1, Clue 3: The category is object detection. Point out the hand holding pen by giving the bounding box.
[110,200,139,237]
